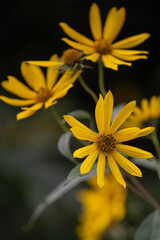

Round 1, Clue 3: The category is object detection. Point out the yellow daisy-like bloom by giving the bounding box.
[59,3,150,70]
[76,173,126,240]
[124,96,160,128]
[26,48,84,71]
[0,55,81,120]
[64,91,154,188]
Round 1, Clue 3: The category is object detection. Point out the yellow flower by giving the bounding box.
[64,91,154,188]
[59,3,150,70]
[0,54,81,120]
[26,48,85,71]
[124,96,160,128]
[76,173,126,240]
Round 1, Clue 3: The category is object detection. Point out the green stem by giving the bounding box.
[127,176,160,211]
[98,59,107,97]
[50,108,68,132]
[151,130,160,160]
[78,74,98,104]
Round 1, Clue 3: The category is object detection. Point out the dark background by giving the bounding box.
[0,0,160,239]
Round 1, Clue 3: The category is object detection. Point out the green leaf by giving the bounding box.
[134,210,160,240]
[57,132,78,164]
[64,162,97,186]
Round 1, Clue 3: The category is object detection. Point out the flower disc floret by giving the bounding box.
[93,40,111,55]
[96,134,116,152]
[36,87,53,103]
[62,49,82,65]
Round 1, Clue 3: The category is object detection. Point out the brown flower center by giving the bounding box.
[96,134,116,152]
[93,39,111,55]
[36,87,53,103]
[62,49,82,65]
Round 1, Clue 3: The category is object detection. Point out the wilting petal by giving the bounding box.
[103,7,126,43]
[0,96,35,106]
[104,90,113,133]
[59,23,94,46]
[1,76,36,99]
[89,3,102,40]
[16,102,43,120]
[80,148,99,174]
[73,143,97,158]
[61,38,94,54]
[114,127,140,143]
[111,150,142,177]
[107,153,126,188]
[97,151,106,188]
[112,33,151,49]
[116,144,153,158]
[21,62,46,91]
[95,94,105,134]
[110,101,136,133]
[46,54,59,89]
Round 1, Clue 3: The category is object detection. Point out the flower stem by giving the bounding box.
[98,59,107,97]
[151,130,160,160]
[127,176,160,211]
[50,108,68,132]
[78,74,98,104]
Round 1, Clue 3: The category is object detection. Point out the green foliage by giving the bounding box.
[135,210,160,240]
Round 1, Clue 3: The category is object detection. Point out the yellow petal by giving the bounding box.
[0,96,36,106]
[25,60,61,67]
[21,62,46,91]
[114,127,140,143]
[63,115,97,142]
[104,90,113,133]
[95,94,104,134]
[44,100,57,109]
[134,127,155,138]
[89,3,102,40]
[141,98,149,118]
[16,102,43,120]
[103,7,126,43]
[112,49,149,61]
[110,101,136,133]
[73,143,97,158]
[1,76,36,99]
[71,127,97,142]
[107,153,126,188]
[101,55,118,70]
[116,144,153,158]
[111,150,142,177]
[107,54,132,67]
[85,53,100,62]
[59,22,94,46]
[46,54,59,89]
[80,148,99,174]
[61,38,94,54]
[97,151,106,188]
[112,33,151,49]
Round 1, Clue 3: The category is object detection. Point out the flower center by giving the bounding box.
[96,134,116,152]
[62,49,82,65]
[36,87,53,103]
[93,39,111,55]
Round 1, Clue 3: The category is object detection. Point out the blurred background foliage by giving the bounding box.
[0,0,160,239]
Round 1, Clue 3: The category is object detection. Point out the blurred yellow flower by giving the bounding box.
[76,173,126,240]
[26,48,84,71]
[0,55,81,120]
[59,3,150,70]
[64,91,154,188]
[124,96,160,128]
